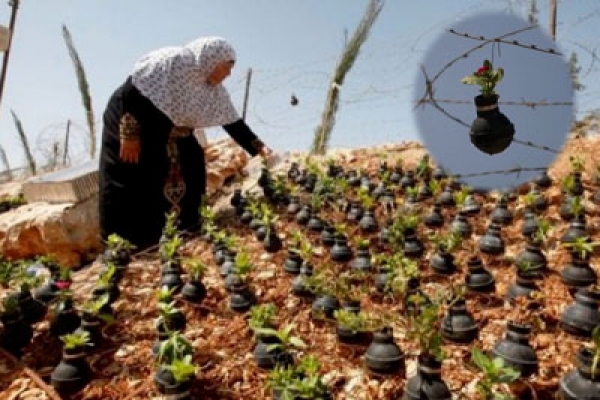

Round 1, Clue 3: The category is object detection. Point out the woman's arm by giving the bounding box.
[222,119,271,157]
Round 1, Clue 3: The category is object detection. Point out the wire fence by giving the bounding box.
[2,2,599,179]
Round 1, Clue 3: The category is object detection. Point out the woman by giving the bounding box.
[99,36,272,249]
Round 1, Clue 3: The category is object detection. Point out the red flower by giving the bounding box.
[55,280,71,290]
[475,65,489,76]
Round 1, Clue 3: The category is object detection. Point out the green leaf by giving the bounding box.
[496,368,520,383]
[472,348,490,372]
[266,343,283,352]
[495,67,504,83]
[289,336,307,349]
[593,326,600,379]
[492,357,504,371]
[493,393,516,400]
[254,327,279,338]
[461,76,483,85]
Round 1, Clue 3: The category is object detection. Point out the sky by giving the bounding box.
[0,0,599,175]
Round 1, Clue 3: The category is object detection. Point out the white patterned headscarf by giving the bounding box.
[131,37,240,128]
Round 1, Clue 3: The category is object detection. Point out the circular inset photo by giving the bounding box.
[413,11,574,192]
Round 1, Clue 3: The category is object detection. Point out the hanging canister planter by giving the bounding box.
[469,94,515,155]
[461,60,514,155]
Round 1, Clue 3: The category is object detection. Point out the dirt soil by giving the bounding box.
[1,128,600,399]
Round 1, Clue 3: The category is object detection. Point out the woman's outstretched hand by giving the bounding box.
[258,145,273,159]
[120,138,141,164]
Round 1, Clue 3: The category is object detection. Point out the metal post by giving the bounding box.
[63,119,71,166]
[0,0,20,118]
[549,0,557,41]
[242,68,252,121]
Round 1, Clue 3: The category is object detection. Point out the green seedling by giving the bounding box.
[249,303,277,333]
[60,331,92,350]
[472,347,520,400]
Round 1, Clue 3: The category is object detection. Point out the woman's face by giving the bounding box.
[207,60,234,85]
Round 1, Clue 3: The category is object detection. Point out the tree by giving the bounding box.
[0,145,12,180]
[10,109,36,176]
[62,25,96,160]
[568,52,585,92]
[310,0,384,155]
[527,0,538,25]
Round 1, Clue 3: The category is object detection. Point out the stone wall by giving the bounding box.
[0,138,250,267]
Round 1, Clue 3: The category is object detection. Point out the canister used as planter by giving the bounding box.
[336,324,370,345]
[437,186,455,207]
[321,224,336,247]
[181,280,207,304]
[506,271,539,304]
[347,202,364,223]
[400,170,416,189]
[312,294,339,320]
[154,366,192,399]
[559,346,600,399]
[14,289,46,324]
[425,204,444,228]
[403,228,424,259]
[50,347,91,397]
[50,298,81,337]
[479,223,505,255]
[253,335,293,370]
[365,326,405,375]
[469,94,515,155]
[433,166,447,181]
[561,253,597,295]
[295,205,312,225]
[521,209,538,238]
[331,236,353,263]
[430,250,457,275]
[418,180,433,200]
[403,355,451,400]
[451,211,472,237]
[463,194,481,215]
[561,215,588,244]
[441,299,478,343]
[491,322,538,378]
[359,210,378,233]
[350,247,372,272]
[307,214,325,232]
[291,263,314,297]
[561,287,600,338]
[286,196,301,216]
[229,282,256,313]
[283,251,303,275]
[533,169,552,189]
[263,230,283,253]
[515,238,547,272]
[490,196,513,225]
[219,253,236,278]
[465,256,495,293]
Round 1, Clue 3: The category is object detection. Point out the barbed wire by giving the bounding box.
[512,138,559,154]
[427,25,536,88]
[416,98,573,109]
[447,28,563,55]
[451,165,547,179]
